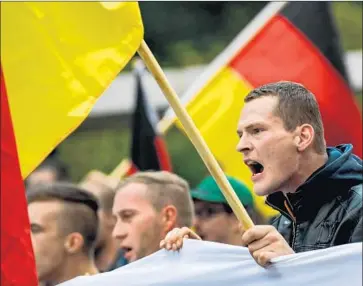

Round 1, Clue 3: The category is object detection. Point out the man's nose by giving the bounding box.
[112,220,127,241]
[236,135,252,154]
[193,216,200,228]
[30,233,36,247]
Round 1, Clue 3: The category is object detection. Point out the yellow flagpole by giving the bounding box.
[137,40,254,230]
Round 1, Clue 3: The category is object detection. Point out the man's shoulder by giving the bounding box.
[332,183,363,244]
[343,183,362,212]
[351,184,362,196]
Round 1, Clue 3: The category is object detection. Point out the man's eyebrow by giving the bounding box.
[237,122,263,134]
[115,209,138,216]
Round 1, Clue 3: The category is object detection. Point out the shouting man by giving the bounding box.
[161,81,362,267]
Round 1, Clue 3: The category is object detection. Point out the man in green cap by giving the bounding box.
[190,175,265,246]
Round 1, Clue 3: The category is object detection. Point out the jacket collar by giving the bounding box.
[266,144,362,222]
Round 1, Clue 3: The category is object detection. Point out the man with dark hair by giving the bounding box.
[161,81,362,267]
[27,182,99,285]
[79,171,127,272]
[26,158,70,188]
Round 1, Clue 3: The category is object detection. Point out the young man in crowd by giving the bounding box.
[27,183,99,285]
[112,171,195,262]
[161,81,362,267]
[191,175,266,245]
[79,170,128,271]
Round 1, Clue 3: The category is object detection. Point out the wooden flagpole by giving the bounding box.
[157,1,288,134]
[137,40,254,230]
[109,2,289,195]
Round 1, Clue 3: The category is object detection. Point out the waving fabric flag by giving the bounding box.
[1,2,143,285]
[58,240,363,286]
[1,2,144,179]
[160,2,362,218]
[129,60,173,174]
[1,67,38,286]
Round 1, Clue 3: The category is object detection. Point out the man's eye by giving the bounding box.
[30,224,42,233]
[121,212,135,221]
[253,128,262,134]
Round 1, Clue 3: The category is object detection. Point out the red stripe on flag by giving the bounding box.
[1,66,38,286]
[153,136,173,172]
[126,162,139,177]
[229,15,362,158]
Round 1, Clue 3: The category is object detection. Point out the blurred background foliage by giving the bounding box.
[57,2,362,186]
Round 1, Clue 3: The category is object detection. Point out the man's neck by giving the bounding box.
[50,254,99,285]
[95,237,121,272]
[283,151,329,194]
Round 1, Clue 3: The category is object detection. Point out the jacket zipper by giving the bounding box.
[284,199,297,250]
[291,221,296,250]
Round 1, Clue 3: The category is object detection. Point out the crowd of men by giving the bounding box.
[25,81,362,285]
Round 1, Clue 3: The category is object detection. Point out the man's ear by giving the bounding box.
[64,232,84,254]
[161,205,177,234]
[294,124,314,152]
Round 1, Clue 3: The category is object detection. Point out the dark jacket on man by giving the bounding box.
[266,144,362,253]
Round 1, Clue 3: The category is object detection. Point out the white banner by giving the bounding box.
[59,240,362,286]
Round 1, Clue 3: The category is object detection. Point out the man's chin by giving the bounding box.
[130,251,151,263]
[124,251,138,263]
[126,256,137,263]
[252,184,271,197]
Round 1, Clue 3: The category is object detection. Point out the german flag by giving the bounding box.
[1,66,38,286]
[129,59,172,173]
[230,2,361,154]
[1,3,143,285]
[160,2,362,218]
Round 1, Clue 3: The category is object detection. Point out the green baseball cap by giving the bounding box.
[191,176,254,207]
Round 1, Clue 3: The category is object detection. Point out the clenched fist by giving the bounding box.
[241,225,294,267]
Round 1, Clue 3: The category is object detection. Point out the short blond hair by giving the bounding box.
[116,171,194,227]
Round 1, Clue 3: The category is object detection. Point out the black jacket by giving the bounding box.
[266,144,362,253]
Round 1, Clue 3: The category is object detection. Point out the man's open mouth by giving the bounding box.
[245,160,264,176]
[121,246,133,256]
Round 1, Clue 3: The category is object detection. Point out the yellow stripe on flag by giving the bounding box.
[1,2,143,178]
[176,67,278,218]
